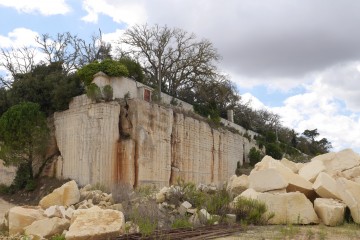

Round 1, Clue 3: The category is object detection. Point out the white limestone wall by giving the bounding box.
[54,96,259,189]
[0,160,16,186]
[54,95,121,189]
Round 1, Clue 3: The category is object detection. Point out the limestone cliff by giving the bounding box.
[54,95,259,189]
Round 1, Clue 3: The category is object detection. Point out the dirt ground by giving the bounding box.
[216,224,360,240]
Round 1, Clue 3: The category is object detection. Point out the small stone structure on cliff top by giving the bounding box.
[52,74,260,190]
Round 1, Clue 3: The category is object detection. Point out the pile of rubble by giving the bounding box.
[3,181,126,239]
[227,148,360,226]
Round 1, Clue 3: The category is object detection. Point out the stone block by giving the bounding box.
[313,172,341,200]
[314,198,346,226]
[8,206,45,235]
[226,174,249,196]
[336,177,360,224]
[24,217,70,239]
[65,206,125,240]
[178,201,192,216]
[299,161,325,182]
[249,168,288,192]
[39,180,80,209]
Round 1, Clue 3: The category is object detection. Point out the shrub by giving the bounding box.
[171,217,193,229]
[102,85,113,101]
[248,147,262,166]
[129,202,158,236]
[77,59,129,86]
[25,179,37,191]
[266,143,283,160]
[11,162,32,192]
[205,189,231,216]
[101,59,129,78]
[50,234,66,240]
[86,83,102,102]
[235,161,241,176]
[231,197,273,225]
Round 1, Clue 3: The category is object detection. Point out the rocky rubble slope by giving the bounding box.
[228,148,360,226]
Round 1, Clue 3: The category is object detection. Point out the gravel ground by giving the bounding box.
[215,224,360,240]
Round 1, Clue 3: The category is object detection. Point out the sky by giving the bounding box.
[0,0,359,153]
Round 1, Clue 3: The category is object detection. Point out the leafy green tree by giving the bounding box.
[9,62,84,116]
[118,57,144,83]
[302,129,319,142]
[86,83,102,102]
[0,102,49,184]
[265,143,283,160]
[102,85,113,101]
[248,147,262,166]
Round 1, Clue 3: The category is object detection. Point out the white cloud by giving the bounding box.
[0,28,39,48]
[0,0,71,15]
[81,0,146,26]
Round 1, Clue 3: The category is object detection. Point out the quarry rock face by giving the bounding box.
[0,160,16,186]
[54,96,259,189]
[314,198,346,226]
[8,206,45,235]
[39,180,80,209]
[65,206,125,240]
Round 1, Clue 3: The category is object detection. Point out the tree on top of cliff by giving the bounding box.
[117,24,221,98]
[0,102,49,189]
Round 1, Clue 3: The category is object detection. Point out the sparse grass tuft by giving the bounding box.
[231,197,273,225]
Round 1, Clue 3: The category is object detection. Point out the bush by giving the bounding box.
[231,197,273,225]
[266,143,283,160]
[25,179,37,191]
[129,202,158,236]
[11,162,32,192]
[248,147,262,166]
[171,217,193,229]
[86,83,102,102]
[205,189,231,216]
[101,59,129,77]
[102,85,113,101]
[77,59,129,86]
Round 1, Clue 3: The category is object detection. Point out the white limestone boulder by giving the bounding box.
[314,198,346,226]
[226,174,249,196]
[336,177,360,224]
[7,206,45,235]
[39,180,80,209]
[248,168,288,192]
[312,149,360,176]
[313,172,341,200]
[257,192,319,225]
[341,166,360,181]
[24,217,70,239]
[178,201,192,216]
[44,205,66,218]
[281,158,299,173]
[65,206,125,240]
[155,187,169,203]
[299,160,325,182]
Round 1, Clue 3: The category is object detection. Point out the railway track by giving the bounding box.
[116,224,243,240]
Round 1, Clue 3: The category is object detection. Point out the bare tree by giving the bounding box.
[78,29,112,66]
[35,32,82,73]
[118,24,221,99]
[0,46,37,86]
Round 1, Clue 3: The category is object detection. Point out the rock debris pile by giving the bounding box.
[228,148,360,226]
[2,148,360,239]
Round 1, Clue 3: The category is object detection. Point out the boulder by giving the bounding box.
[256,192,319,225]
[341,166,360,180]
[299,160,325,182]
[281,158,299,173]
[336,178,360,224]
[8,206,45,235]
[264,158,316,200]
[39,180,80,209]
[238,188,260,200]
[198,209,211,223]
[312,149,360,176]
[178,201,192,216]
[248,168,288,192]
[313,172,341,200]
[155,187,168,203]
[44,205,66,218]
[24,217,70,239]
[314,198,346,226]
[65,206,125,240]
[226,174,249,196]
